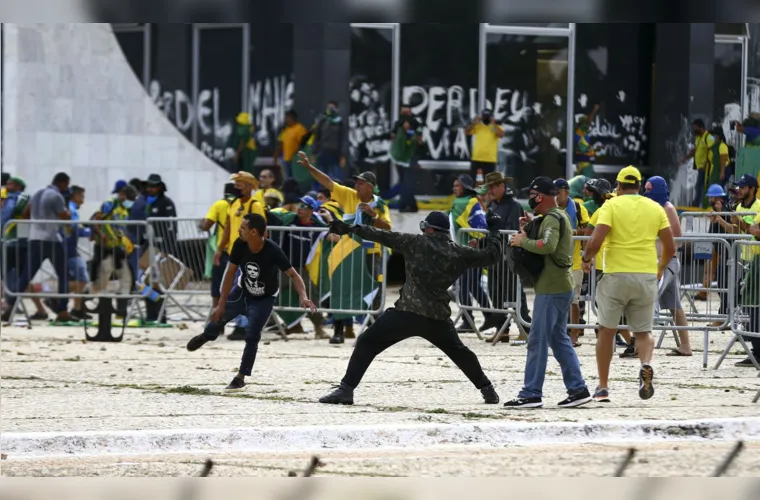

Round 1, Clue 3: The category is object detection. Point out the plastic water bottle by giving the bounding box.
[136,282,161,302]
[475,168,485,186]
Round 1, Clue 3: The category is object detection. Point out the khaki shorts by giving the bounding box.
[596,273,658,333]
[572,270,584,304]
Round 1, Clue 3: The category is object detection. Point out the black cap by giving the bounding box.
[456,174,477,194]
[525,176,558,196]
[423,211,450,232]
[736,174,758,189]
[353,172,377,186]
[554,178,570,190]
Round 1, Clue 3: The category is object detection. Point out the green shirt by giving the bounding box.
[519,207,573,294]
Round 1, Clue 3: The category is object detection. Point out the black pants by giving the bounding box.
[341,308,491,390]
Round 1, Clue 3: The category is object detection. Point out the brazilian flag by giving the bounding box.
[274,212,331,327]
[328,233,380,321]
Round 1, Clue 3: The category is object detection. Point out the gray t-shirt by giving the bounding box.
[29,186,66,242]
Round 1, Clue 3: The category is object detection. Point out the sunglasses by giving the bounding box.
[297,203,312,210]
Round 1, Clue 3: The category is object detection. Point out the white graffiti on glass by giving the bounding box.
[575,109,648,160]
[148,75,294,163]
[395,85,562,162]
[348,81,392,163]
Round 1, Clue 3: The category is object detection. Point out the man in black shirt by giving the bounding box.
[186,214,316,391]
[318,211,503,406]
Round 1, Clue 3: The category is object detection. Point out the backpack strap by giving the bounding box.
[546,212,572,269]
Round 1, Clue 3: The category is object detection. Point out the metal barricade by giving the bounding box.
[141,217,214,323]
[266,225,388,338]
[454,228,527,345]
[716,240,760,390]
[1,219,152,324]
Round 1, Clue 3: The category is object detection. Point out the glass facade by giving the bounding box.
[486,32,568,187]
[713,41,743,147]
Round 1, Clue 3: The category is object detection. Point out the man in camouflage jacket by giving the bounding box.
[318,210,504,405]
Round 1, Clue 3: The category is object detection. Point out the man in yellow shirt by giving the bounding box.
[252,169,283,206]
[582,166,675,403]
[465,109,505,180]
[680,119,714,207]
[213,171,267,340]
[274,110,308,181]
[297,150,391,325]
[201,182,237,308]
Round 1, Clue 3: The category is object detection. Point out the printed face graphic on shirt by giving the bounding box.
[244,262,265,296]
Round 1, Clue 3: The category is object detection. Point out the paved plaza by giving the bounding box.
[1,288,759,476]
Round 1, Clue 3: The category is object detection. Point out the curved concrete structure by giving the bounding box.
[1,23,229,217]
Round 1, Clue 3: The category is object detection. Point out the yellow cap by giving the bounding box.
[616,165,642,184]
[229,171,257,185]
[236,112,251,125]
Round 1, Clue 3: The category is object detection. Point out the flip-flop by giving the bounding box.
[666,349,692,357]
[573,342,582,348]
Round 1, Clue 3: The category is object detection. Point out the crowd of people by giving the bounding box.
[2,101,759,404]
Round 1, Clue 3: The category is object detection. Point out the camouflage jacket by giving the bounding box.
[354,226,502,320]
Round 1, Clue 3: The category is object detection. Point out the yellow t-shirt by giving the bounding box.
[570,198,590,271]
[594,194,670,275]
[279,123,308,161]
[331,183,391,254]
[694,131,715,171]
[469,123,502,163]
[588,209,608,272]
[738,199,760,260]
[226,197,267,254]
[205,199,232,248]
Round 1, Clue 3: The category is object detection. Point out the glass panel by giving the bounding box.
[715,23,747,37]
[573,23,653,170]
[197,27,245,167]
[486,32,568,189]
[400,23,479,196]
[114,29,145,85]
[713,41,743,150]
[247,23,294,160]
[348,27,394,175]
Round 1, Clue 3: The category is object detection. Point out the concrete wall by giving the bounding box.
[1,23,230,218]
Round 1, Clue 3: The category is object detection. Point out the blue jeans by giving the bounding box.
[519,291,587,399]
[202,286,275,376]
[7,240,68,313]
[692,169,706,207]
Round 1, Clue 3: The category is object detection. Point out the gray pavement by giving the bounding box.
[1,287,759,476]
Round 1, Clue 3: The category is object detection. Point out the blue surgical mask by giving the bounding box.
[123,200,134,209]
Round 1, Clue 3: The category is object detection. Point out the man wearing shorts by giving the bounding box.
[644,177,691,357]
[582,166,675,402]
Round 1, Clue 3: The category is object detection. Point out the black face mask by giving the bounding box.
[528,196,540,210]
[482,117,492,125]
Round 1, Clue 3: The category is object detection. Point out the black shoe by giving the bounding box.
[735,357,757,367]
[503,397,543,408]
[638,364,655,400]
[225,377,246,392]
[227,327,245,341]
[70,309,91,320]
[329,333,344,344]
[619,345,637,358]
[480,384,499,404]
[615,334,629,347]
[456,321,475,333]
[557,388,592,408]
[319,384,354,404]
[0,310,11,322]
[30,311,50,321]
[186,334,210,352]
[479,315,504,332]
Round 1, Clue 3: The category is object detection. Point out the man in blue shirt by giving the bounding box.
[63,186,91,319]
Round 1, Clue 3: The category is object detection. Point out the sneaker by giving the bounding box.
[69,309,91,321]
[31,311,50,321]
[615,334,629,347]
[329,333,344,344]
[186,334,210,352]
[227,327,245,341]
[594,387,610,403]
[319,384,354,404]
[557,388,592,408]
[0,310,11,323]
[224,377,246,392]
[480,384,499,404]
[735,357,757,368]
[503,397,543,408]
[638,364,655,400]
